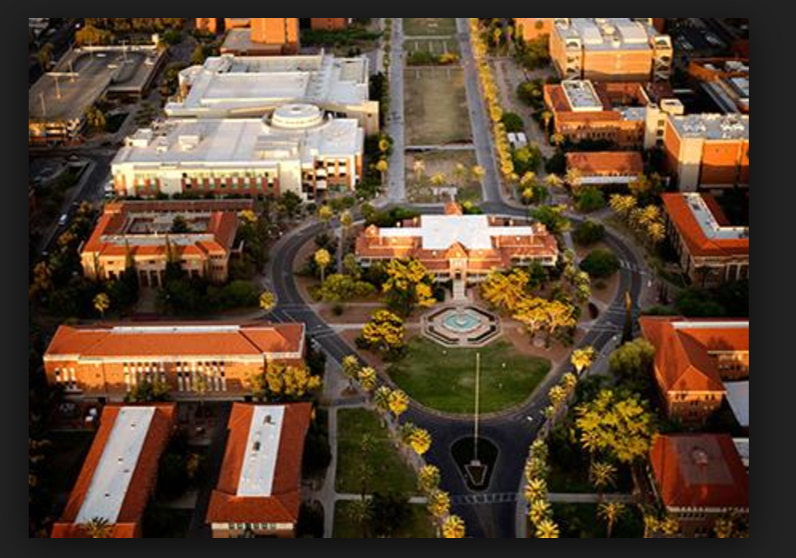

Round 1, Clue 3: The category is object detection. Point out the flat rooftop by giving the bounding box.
[113,111,362,170]
[166,52,370,117]
[725,381,750,428]
[379,214,536,252]
[237,406,286,497]
[669,113,749,140]
[555,18,667,51]
[75,407,155,524]
[683,193,749,242]
[561,80,604,112]
[29,46,162,123]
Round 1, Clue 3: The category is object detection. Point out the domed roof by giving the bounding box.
[271,104,324,130]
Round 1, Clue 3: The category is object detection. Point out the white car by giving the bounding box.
[58,214,68,227]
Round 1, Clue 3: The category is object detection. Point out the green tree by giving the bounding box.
[360,310,406,357]
[383,259,437,314]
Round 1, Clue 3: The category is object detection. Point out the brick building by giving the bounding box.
[80,200,252,286]
[662,193,749,287]
[196,18,219,34]
[544,79,683,150]
[206,403,312,538]
[310,18,350,31]
[663,113,750,192]
[113,105,364,202]
[566,151,644,186]
[514,18,552,41]
[51,404,177,538]
[640,316,749,425]
[550,18,672,82]
[222,18,300,56]
[649,434,749,537]
[43,322,306,402]
[355,202,559,284]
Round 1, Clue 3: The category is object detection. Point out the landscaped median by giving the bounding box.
[387,338,551,416]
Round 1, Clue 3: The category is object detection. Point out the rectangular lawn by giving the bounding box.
[335,408,418,495]
[387,338,551,415]
[334,501,435,538]
[405,150,482,204]
[404,18,457,37]
[404,68,472,146]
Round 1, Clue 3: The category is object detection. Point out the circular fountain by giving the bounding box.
[423,306,500,348]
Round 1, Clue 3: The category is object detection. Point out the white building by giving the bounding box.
[166,52,380,135]
[112,104,364,201]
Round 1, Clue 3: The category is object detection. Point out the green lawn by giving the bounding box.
[405,150,482,204]
[404,18,457,37]
[388,338,551,415]
[335,409,418,495]
[553,503,644,539]
[405,37,460,56]
[334,501,436,538]
[404,68,472,145]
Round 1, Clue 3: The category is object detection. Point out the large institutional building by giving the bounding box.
[206,403,312,538]
[222,18,301,56]
[51,404,177,538]
[663,113,750,192]
[662,193,749,287]
[81,200,251,286]
[566,151,644,186]
[514,18,553,41]
[355,202,559,282]
[640,316,749,425]
[166,52,379,135]
[43,322,306,401]
[649,434,749,537]
[112,104,364,202]
[550,18,672,82]
[544,79,684,150]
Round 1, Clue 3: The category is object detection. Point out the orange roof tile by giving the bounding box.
[651,434,749,510]
[566,151,644,176]
[206,403,312,525]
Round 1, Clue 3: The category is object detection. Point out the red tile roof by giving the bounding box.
[651,434,749,510]
[51,404,176,538]
[640,317,748,394]
[566,151,644,176]
[44,322,305,361]
[206,403,312,525]
[662,193,749,258]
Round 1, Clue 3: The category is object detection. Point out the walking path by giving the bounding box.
[386,18,407,203]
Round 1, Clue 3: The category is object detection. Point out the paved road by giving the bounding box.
[386,18,407,204]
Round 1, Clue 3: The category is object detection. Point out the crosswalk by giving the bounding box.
[450,493,519,506]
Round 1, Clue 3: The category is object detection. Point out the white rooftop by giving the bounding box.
[166,52,370,117]
[113,111,362,169]
[75,407,156,524]
[237,406,286,498]
[684,193,750,242]
[725,381,749,428]
[555,18,664,51]
[670,113,750,140]
[379,215,535,252]
[561,80,603,112]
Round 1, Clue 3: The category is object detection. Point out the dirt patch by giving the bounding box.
[405,150,482,204]
[404,18,457,37]
[405,67,472,146]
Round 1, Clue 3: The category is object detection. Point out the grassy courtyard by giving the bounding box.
[405,37,460,56]
[335,408,418,496]
[388,338,551,415]
[404,18,457,37]
[404,68,472,146]
[405,150,482,204]
[333,502,436,538]
[553,504,644,538]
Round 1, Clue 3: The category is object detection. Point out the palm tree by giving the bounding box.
[599,502,626,538]
[571,346,597,376]
[93,292,110,319]
[347,498,373,539]
[590,461,617,502]
[357,367,378,393]
[413,160,426,184]
[373,386,392,421]
[427,490,451,521]
[471,165,486,183]
[318,205,334,230]
[524,478,548,502]
[387,389,409,420]
[418,465,441,495]
[550,133,566,149]
[541,111,553,137]
[314,249,332,283]
[535,519,560,538]
[402,424,432,456]
[528,500,551,525]
[376,159,389,184]
[259,290,276,315]
[442,515,466,539]
[430,172,447,188]
[545,174,564,189]
[82,517,113,539]
[341,355,361,391]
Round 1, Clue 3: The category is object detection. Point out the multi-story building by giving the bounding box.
[514,18,552,41]
[310,18,350,31]
[689,58,749,115]
[355,202,559,284]
[206,403,312,538]
[80,200,251,286]
[663,113,750,191]
[166,52,379,135]
[649,434,749,537]
[112,104,364,202]
[51,404,177,538]
[566,151,644,186]
[222,18,300,56]
[550,18,672,82]
[196,18,219,34]
[640,316,749,425]
[42,322,306,402]
[544,79,683,149]
[662,193,749,287]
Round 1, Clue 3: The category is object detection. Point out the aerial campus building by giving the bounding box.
[42,322,306,401]
[206,403,312,538]
[355,202,559,284]
[166,52,379,135]
[51,404,177,538]
[111,104,364,202]
[29,45,165,145]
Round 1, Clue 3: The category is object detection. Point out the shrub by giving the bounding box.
[580,249,620,279]
[575,187,607,213]
[501,112,525,133]
[573,220,606,246]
